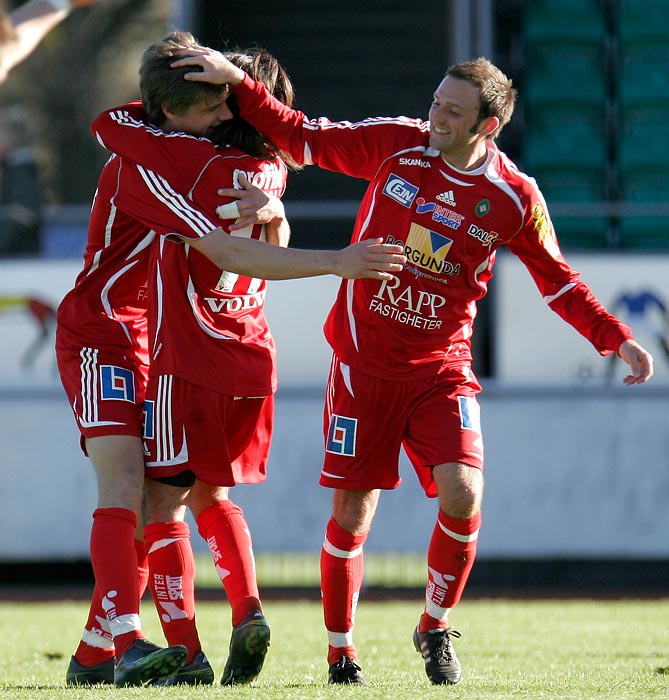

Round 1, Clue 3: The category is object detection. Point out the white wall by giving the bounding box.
[1,262,667,560]
[1,382,667,560]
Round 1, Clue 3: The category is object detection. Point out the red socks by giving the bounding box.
[196,500,261,627]
[419,510,481,633]
[88,508,142,659]
[320,517,367,665]
[144,520,200,663]
[74,537,148,666]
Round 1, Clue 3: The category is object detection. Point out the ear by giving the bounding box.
[479,116,500,137]
[161,104,176,121]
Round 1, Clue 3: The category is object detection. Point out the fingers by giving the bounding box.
[216,201,241,220]
[228,216,255,231]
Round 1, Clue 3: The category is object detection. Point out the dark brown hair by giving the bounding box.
[446,57,517,139]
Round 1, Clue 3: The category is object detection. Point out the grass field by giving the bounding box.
[1,597,668,699]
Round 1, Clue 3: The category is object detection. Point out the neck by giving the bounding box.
[442,142,489,171]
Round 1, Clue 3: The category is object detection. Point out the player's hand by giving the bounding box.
[217,172,283,230]
[171,46,245,85]
[334,238,406,280]
[618,338,654,385]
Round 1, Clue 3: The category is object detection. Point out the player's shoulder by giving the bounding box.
[492,147,541,199]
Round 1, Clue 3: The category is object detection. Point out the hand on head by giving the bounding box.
[171,45,245,86]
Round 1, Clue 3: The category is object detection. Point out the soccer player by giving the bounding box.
[170,48,655,685]
[0,0,98,84]
[58,32,404,687]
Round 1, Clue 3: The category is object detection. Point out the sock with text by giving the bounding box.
[196,500,261,627]
[145,520,200,663]
[89,508,143,660]
[419,510,481,633]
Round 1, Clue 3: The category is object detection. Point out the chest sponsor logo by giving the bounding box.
[383,173,419,208]
[369,275,446,330]
[415,197,465,230]
[233,166,284,197]
[398,157,431,168]
[203,289,266,313]
[467,223,499,248]
[404,222,461,276]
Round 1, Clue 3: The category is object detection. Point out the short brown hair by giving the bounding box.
[139,31,227,126]
[446,57,517,139]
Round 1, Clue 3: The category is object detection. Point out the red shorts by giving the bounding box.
[56,340,148,450]
[321,356,484,497]
[143,374,274,486]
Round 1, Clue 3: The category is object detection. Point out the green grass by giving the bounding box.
[1,598,668,699]
[196,552,429,588]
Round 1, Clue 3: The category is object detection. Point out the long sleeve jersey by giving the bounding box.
[69,104,287,396]
[229,74,632,380]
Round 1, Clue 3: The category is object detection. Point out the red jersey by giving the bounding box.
[231,75,632,380]
[56,154,153,368]
[91,104,288,395]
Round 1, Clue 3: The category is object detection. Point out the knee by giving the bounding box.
[434,463,484,519]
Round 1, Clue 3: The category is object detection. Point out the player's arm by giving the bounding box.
[118,159,404,281]
[0,0,97,83]
[91,102,220,193]
[187,231,404,281]
[171,46,425,179]
[508,195,653,385]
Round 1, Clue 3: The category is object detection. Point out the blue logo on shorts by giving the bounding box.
[458,396,481,432]
[326,414,357,457]
[142,400,154,439]
[100,365,135,402]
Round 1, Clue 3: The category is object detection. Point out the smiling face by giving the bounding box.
[428,75,496,170]
[162,90,234,138]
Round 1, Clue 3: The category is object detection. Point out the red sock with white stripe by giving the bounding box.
[74,540,149,666]
[144,521,200,663]
[320,517,367,665]
[89,508,143,660]
[419,510,481,633]
[73,537,148,667]
[196,501,261,627]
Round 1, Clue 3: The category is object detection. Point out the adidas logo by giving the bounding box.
[436,190,456,206]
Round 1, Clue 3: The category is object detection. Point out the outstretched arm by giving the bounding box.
[188,231,405,282]
[0,0,98,83]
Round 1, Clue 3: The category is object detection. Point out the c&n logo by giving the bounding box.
[404,222,461,276]
[382,173,419,208]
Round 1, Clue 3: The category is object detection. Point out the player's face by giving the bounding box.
[428,76,488,168]
[164,92,234,138]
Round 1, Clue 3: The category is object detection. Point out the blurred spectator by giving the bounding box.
[0,105,41,256]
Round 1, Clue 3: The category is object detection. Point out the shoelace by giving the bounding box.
[428,629,461,662]
[334,657,362,672]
